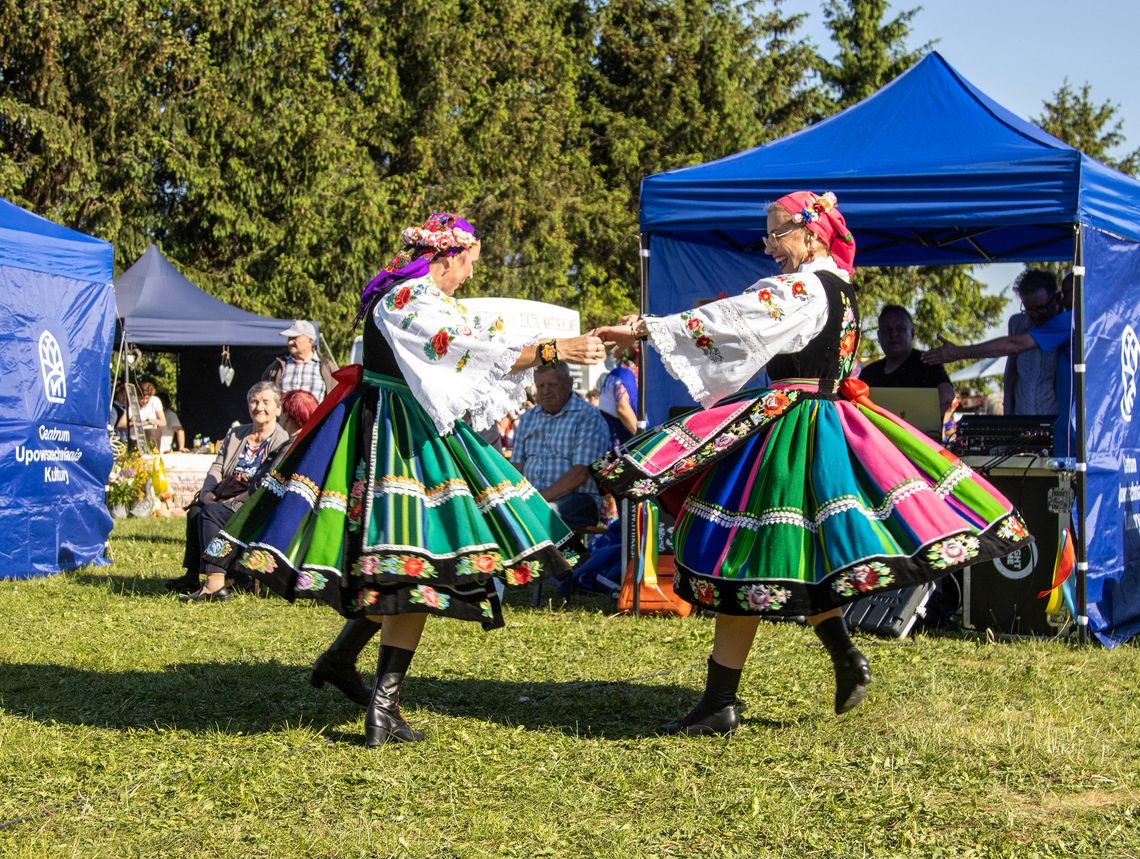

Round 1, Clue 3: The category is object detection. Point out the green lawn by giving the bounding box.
[1,518,1138,858]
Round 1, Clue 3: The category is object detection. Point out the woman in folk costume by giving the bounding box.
[593,192,1032,735]
[203,213,606,745]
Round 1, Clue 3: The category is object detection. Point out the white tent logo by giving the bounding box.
[1122,325,1139,423]
[38,330,68,404]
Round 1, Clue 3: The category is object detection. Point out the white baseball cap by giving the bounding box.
[280,320,317,340]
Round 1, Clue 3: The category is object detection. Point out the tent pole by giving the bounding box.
[626,233,651,617]
[1072,225,1089,644]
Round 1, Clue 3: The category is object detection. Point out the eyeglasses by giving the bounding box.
[764,224,803,246]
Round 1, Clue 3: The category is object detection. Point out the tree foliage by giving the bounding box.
[1,0,1134,363]
[1035,80,1140,176]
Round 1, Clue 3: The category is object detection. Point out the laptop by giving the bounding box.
[866,386,945,436]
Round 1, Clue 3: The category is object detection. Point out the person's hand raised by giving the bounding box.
[922,336,961,364]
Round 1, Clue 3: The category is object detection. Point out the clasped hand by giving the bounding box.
[591,314,643,352]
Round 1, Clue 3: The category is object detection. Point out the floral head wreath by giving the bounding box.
[774,191,856,276]
[358,212,480,321]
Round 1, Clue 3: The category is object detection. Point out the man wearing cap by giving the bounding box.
[262,320,339,401]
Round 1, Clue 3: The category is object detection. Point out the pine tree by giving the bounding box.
[1035,81,1139,175]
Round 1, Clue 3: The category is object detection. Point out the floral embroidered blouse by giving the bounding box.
[642,258,850,408]
[373,275,539,434]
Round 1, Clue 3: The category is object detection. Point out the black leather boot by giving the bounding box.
[813,615,872,714]
[364,645,424,746]
[310,617,382,707]
[660,658,742,736]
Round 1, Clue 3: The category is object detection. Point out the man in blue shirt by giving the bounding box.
[923,269,1073,456]
[511,361,611,530]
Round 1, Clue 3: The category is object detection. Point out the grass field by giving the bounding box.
[1,518,1138,858]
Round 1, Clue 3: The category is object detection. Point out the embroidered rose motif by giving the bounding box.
[760,391,790,416]
[695,335,711,348]
[791,281,807,298]
[392,286,412,310]
[679,312,723,362]
[738,584,790,612]
[474,554,498,573]
[687,317,701,331]
[833,561,894,597]
[631,478,657,495]
[431,329,450,357]
[404,557,425,576]
[358,589,379,608]
[506,562,535,586]
[671,457,698,476]
[693,580,717,605]
[926,535,981,569]
[243,548,277,574]
[409,585,450,610]
[713,432,737,451]
[205,537,231,558]
[757,289,772,301]
[358,555,380,576]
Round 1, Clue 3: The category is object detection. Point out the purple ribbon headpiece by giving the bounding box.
[358,212,479,320]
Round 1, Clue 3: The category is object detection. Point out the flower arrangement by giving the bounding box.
[400,214,478,252]
[790,191,839,225]
[106,449,148,509]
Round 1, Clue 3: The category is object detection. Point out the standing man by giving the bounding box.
[511,361,611,530]
[859,304,955,418]
[1003,270,1067,416]
[923,269,1073,456]
[262,320,338,402]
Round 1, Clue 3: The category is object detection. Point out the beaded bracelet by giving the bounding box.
[539,339,559,366]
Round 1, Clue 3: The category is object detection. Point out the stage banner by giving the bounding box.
[1082,226,1140,646]
[0,265,115,578]
[645,231,779,426]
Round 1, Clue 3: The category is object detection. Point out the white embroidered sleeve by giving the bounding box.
[374,278,537,434]
[643,272,829,407]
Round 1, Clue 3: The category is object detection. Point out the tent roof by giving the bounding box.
[115,245,293,347]
[640,52,1140,265]
[0,197,113,282]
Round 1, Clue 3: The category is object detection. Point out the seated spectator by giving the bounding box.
[510,361,611,531]
[134,381,167,450]
[111,383,129,433]
[860,305,954,417]
[262,320,339,401]
[165,381,290,600]
[160,407,187,452]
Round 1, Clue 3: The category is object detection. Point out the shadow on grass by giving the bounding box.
[0,662,730,740]
[69,571,175,596]
[109,533,186,547]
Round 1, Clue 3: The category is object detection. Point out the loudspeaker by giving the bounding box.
[844,583,935,638]
[963,471,1064,637]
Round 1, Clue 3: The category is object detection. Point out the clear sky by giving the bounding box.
[781,0,1139,333]
[782,0,1138,163]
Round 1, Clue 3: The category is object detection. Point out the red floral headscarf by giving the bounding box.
[774,191,856,277]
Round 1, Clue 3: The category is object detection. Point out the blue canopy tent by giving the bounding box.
[0,197,116,579]
[638,52,1140,646]
[114,245,296,440]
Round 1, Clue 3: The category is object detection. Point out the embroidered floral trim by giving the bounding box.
[832,561,894,597]
[409,585,451,610]
[296,570,329,592]
[317,491,348,514]
[996,515,1030,541]
[925,535,981,569]
[679,312,724,362]
[692,579,721,607]
[242,548,278,574]
[286,473,321,507]
[456,552,503,577]
[836,291,858,378]
[933,464,973,498]
[504,560,540,586]
[205,537,233,558]
[480,599,494,619]
[738,583,791,612]
[754,288,785,320]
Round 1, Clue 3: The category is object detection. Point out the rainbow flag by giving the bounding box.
[1039,527,1075,614]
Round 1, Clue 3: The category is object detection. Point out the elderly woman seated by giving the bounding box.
[165,381,291,599]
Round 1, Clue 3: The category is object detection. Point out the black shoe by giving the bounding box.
[310,618,382,708]
[164,574,200,594]
[365,645,424,746]
[179,587,231,603]
[814,615,872,714]
[311,656,372,707]
[832,650,872,714]
[659,701,740,737]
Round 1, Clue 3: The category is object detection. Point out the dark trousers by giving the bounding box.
[548,492,600,531]
[199,502,237,574]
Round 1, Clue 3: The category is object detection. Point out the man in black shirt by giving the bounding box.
[860,304,955,416]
